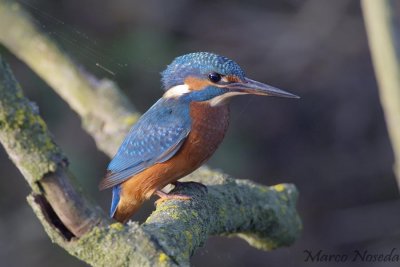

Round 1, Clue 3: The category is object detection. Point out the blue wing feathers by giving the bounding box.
[99,98,191,190]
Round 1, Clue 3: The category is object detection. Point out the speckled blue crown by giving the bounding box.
[161,52,246,90]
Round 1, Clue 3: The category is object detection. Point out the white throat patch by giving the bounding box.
[163,84,190,98]
[209,92,248,107]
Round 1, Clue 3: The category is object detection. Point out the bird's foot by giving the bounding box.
[154,190,191,205]
[173,181,208,192]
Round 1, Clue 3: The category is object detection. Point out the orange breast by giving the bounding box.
[174,101,230,178]
[120,101,230,201]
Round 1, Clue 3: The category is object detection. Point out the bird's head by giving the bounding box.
[161,52,299,106]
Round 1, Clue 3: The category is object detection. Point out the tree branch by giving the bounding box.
[0,57,106,237]
[0,0,139,157]
[144,174,300,264]
[362,0,400,188]
[0,1,302,265]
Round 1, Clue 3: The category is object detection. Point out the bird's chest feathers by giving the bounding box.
[185,101,229,161]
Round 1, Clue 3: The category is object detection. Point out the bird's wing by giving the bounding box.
[99,98,191,190]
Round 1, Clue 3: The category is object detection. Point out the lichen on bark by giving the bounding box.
[0,56,65,187]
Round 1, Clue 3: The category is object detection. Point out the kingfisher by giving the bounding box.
[99,52,298,223]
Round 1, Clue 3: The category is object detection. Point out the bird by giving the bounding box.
[99,52,299,223]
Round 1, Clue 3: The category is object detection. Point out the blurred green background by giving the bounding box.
[1,0,400,266]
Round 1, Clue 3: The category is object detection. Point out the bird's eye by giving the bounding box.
[208,72,221,83]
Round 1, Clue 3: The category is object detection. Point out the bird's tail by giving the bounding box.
[110,184,146,224]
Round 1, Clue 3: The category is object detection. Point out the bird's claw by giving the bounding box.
[173,181,208,192]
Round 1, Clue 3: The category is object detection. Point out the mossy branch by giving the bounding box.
[0,57,107,237]
[362,0,400,188]
[0,1,302,266]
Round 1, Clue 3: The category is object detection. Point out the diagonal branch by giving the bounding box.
[0,56,107,237]
[362,0,400,189]
[0,0,138,157]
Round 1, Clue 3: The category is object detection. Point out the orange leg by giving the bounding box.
[154,181,209,205]
[154,190,191,205]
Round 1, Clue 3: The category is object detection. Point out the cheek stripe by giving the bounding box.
[163,84,190,98]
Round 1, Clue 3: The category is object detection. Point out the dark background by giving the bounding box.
[1,0,400,266]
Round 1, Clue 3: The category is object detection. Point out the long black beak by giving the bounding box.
[228,78,299,98]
